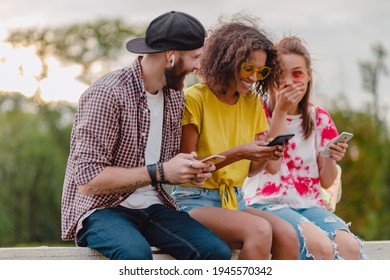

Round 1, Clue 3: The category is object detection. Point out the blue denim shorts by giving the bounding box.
[251,203,367,259]
[171,186,248,212]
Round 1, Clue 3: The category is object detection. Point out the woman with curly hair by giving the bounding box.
[170,18,299,259]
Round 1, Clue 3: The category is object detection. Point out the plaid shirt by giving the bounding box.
[61,57,184,241]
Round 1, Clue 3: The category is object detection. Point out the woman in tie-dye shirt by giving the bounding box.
[243,36,366,260]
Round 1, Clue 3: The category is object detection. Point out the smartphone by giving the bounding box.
[199,155,227,165]
[320,132,353,157]
[266,133,295,146]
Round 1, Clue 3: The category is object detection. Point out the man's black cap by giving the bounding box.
[126,11,205,54]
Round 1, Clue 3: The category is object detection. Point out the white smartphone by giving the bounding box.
[200,155,227,165]
[320,132,353,157]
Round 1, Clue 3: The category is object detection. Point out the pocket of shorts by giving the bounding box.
[171,186,204,200]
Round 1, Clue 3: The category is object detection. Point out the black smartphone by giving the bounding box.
[266,133,295,146]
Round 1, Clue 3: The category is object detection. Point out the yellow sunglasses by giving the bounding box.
[240,63,272,80]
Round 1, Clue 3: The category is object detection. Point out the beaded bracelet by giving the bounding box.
[157,161,166,184]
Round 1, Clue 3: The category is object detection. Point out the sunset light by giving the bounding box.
[0,41,87,103]
[0,43,40,97]
[39,56,88,103]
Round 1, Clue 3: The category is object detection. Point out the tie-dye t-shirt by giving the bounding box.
[243,105,338,208]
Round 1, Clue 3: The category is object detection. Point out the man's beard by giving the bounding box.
[164,57,189,91]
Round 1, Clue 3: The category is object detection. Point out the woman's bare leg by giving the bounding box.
[244,208,299,259]
[333,230,360,259]
[300,222,333,259]
[189,206,272,259]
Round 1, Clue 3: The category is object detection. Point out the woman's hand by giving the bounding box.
[238,141,284,162]
[274,82,306,113]
[327,142,348,161]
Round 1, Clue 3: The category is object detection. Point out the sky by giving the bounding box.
[0,0,389,113]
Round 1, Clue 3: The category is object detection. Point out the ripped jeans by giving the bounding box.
[250,204,367,260]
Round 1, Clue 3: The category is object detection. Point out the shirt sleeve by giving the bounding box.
[182,89,203,133]
[73,84,120,186]
[316,106,338,150]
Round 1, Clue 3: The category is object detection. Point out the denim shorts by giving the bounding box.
[171,186,248,212]
[251,203,367,259]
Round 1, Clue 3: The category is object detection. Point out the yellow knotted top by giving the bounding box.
[182,83,269,210]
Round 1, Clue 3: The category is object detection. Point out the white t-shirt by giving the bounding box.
[243,105,339,209]
[120,89,164,209]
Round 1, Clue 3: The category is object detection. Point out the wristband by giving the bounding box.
[147,164,158,186]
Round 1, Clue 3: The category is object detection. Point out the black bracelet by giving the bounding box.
[157,161,165,184]
[147,164,158,186]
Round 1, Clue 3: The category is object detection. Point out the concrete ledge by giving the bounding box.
[0,246,174,260]
[0,241,388,260]
[363,240,390,260]
[0,246,108,260]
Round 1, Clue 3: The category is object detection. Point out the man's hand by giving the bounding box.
[163,152,216,185]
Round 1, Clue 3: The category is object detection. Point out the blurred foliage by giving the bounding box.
[0,92,75,246]
[330,96,390,240]
[359,42,388,125]
[0,18,389,247]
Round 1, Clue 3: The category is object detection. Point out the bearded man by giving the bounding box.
[61,11,231,260]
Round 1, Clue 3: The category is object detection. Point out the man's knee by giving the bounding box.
[198,238,232,260]
[104,243,153,260]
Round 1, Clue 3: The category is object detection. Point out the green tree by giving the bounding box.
[359,42,388,127]
[0,92,75,246]
[330,97,390,240]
